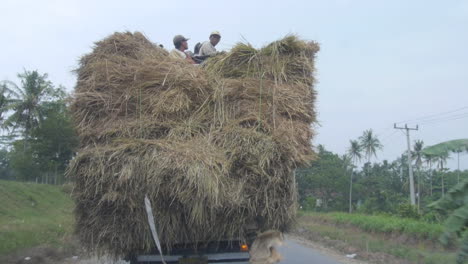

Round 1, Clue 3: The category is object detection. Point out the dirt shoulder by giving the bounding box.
[0,245,79,264]
[294,214,456,264]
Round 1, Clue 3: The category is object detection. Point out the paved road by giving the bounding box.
[278,239,347,264]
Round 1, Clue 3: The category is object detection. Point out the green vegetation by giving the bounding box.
[297,138,467,262]
[0,180,74,255]
[0,70,78,183]
[431,178,468,263]
[299,213,456,264]
[301,211,443,240]
[297,144,468,215]
[423,139,468,157]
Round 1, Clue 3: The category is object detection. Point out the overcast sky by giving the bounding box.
[1,0,467,169]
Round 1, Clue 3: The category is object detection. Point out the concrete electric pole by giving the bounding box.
[394,123,419,205]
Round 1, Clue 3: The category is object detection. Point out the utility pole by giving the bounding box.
[457,151,461,184]
[394,123,419,205]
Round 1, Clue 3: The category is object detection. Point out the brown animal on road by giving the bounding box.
[249,230,284,264]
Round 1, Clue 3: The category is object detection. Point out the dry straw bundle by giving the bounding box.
[68,32,319,257]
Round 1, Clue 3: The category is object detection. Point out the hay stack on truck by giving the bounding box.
[68,32,318,264]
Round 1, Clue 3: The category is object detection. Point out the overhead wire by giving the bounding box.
[395,106,468,125]
[418,113,468,125]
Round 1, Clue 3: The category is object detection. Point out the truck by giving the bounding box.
[125,240,252,264]
[124,197,257,264]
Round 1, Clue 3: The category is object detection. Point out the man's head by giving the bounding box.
[173,35,189,51]
[209,31,221,46]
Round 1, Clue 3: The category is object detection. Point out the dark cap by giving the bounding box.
[173,35,189,45]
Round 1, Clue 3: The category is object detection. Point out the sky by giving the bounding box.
[1,0,467,169]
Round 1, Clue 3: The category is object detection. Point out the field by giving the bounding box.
[298,211,456,264]
[303,211,444,240]
[0,180,74,255]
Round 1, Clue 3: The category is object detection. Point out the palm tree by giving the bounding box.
[0,83,19,123]
[455,149,463,184]
[347,140,362,213]
[436,152,449,197]
[359,129,383,164]
[412,140,424,212]
[2,70,54,139]
[0,83,20,147]
[0,85,8,122]
[423,153,435,197]
[412,140,424,168]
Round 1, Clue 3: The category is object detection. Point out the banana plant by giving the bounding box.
[430,178,468,264]
[422,139,468,157]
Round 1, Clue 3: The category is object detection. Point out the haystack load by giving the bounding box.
[68,31,319,257]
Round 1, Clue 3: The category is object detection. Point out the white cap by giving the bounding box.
[210,31,221,37]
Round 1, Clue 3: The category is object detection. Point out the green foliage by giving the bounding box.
[1,71,78,182]
[347,140,362,164]
[8,142,40,181]
[0,83,19,122]
[296,141,467,218]
[430,178,468,264]
[30,97,78,179]
[421,210,443,224]
[359,129,383,163]
[5,97,78,182]
[300,213,456,263]
[1,70,58,137]
[354,161,407,213]
[297,145,350,211]
[0,180,74,254]
[302,196,316,210]
[305,211,443,240]
[397,203,420,219]
[423,139,468,156]
[0,148,12,180]
[0,86,6,121]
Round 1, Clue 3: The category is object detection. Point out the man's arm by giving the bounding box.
[185,54,196,64]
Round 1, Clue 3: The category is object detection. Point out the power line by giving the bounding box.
[395,106,468,125]
[376,129,395,140]
[418,113,468,125]
[380,130,399,143]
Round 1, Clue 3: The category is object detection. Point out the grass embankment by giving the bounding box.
[298,211,456,264]
[310,211,444,240]
[0,180,74,255]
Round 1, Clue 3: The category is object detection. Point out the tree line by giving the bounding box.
[0,70,78,184]
[297,129,468,219]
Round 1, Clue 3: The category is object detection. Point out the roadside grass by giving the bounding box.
[298,211,456,264]
[0,180,74,255]
[300,211,444,240]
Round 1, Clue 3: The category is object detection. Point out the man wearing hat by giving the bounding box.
[169,35,195,63]
[198,31,221,57]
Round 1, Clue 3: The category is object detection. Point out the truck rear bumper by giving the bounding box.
[135,252,249,264]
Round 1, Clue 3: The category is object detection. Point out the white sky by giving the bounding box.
[1,0,467,169]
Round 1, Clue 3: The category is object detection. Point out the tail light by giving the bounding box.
[240,244,249,252]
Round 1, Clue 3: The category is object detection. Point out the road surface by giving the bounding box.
[278,238,360,264]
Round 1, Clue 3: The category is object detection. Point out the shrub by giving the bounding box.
[396,203,420,219]
[302,196,316,211]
